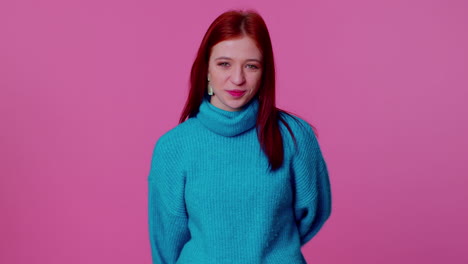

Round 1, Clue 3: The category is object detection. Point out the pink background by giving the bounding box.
[1,0,467,263]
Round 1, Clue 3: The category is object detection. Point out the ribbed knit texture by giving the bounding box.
[148,94,332,264]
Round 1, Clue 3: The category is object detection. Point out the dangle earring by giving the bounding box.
[207,76,214,95]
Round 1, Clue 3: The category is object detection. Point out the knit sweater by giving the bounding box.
[147,94,332,264]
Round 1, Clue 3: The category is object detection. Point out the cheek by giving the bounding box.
[247,74,262,87]
[211,70,229,83]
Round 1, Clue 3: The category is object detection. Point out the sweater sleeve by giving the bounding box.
[290,120,332,246]
[148,135,191,264]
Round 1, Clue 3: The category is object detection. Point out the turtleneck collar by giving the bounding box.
[196,94,259,137]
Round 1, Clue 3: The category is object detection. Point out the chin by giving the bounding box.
[223,98,247,110]
[225,102,245,110]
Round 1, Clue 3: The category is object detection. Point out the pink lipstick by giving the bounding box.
[227,90,246,97]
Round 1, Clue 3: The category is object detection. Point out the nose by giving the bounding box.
[230,66,246,85]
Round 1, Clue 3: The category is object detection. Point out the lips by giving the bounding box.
[227,90,246,97]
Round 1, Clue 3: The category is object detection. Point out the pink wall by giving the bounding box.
[1,0,467,263]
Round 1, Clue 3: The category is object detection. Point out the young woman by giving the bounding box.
[148,9,332,264]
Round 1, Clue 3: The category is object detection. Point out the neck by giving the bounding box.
[196,94,259,137]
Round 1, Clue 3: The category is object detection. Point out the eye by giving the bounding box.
[217,62,230,67]
[246,64,259,69]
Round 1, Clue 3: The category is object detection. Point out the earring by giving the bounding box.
[207,76,214,95]
[207,82,214,95]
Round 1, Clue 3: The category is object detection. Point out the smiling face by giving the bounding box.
[207,36,263,112]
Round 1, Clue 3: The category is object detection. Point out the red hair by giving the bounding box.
[179,9,317,171]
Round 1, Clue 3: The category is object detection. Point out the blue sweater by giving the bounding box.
[148,95,332,264]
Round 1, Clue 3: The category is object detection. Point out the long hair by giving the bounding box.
[179,9,316,171]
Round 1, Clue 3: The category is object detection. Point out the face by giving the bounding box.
[207,36,263,112]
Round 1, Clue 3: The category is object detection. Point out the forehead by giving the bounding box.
[210,36,262,60]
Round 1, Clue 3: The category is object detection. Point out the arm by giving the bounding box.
[290,121,332,246]
[148,136,191,263]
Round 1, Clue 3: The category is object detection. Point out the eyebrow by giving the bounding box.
[214,56,262,63]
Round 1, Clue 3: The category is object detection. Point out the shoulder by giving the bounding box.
[278,111,317,142]
[277,111,321,155]
[151,118,198,157]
